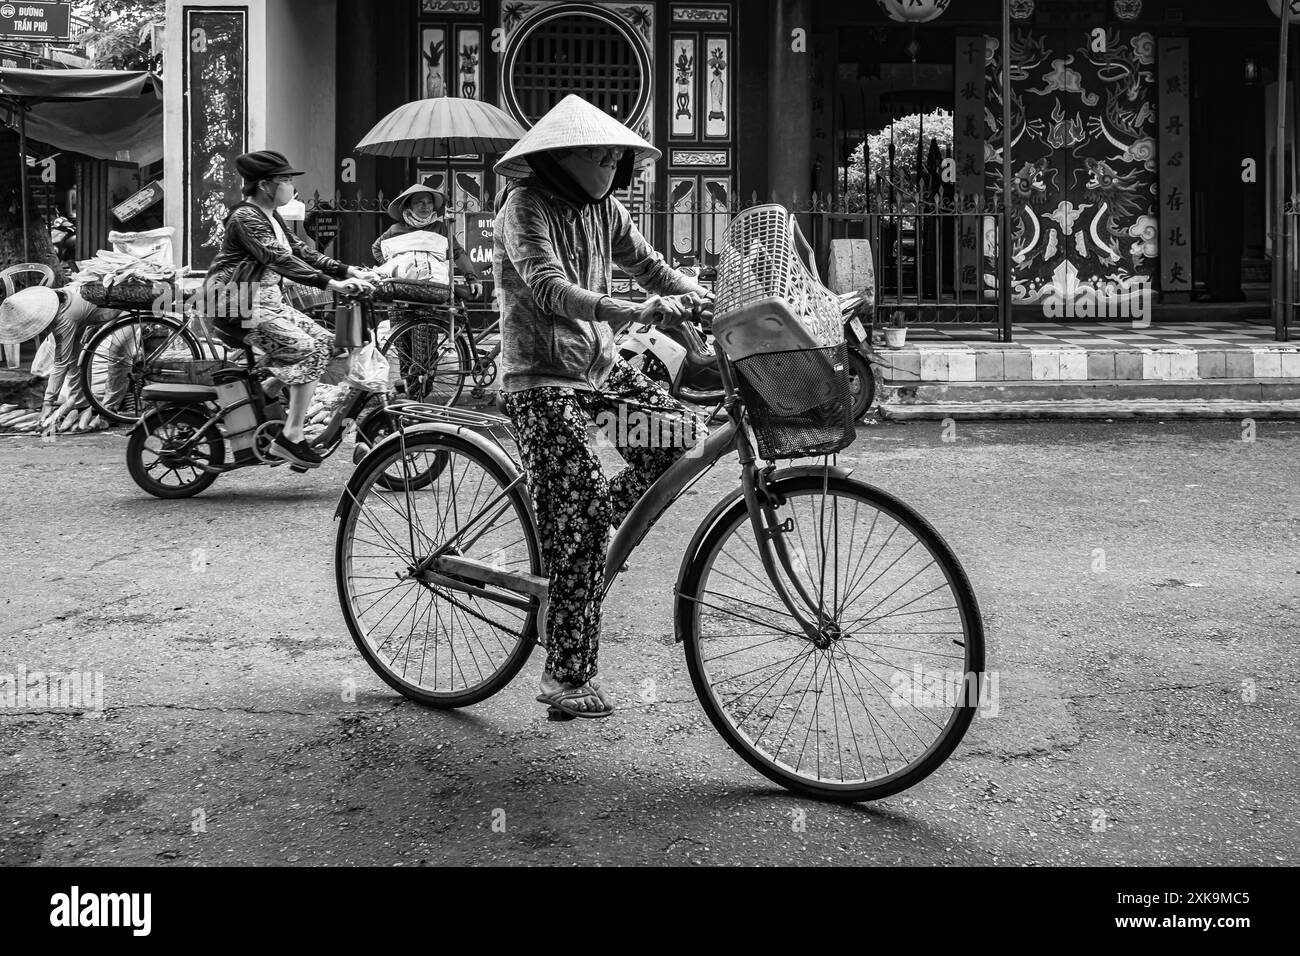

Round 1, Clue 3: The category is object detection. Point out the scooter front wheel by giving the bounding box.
[127,405,224,498]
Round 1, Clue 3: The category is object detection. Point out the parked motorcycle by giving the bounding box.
[621,290,877,421]
[837,289,877,420]
[617,315,724,408]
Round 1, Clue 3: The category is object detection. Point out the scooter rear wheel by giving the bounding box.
[127,405,224,498]
[847,350,876,420]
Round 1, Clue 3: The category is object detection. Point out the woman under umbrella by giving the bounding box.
[371,183,483,300]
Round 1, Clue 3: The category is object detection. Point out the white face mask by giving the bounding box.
[556,150,617,201]
[266,180,295,207]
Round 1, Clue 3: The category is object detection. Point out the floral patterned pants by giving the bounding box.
[503,360,707,685]
[245,282,335,386]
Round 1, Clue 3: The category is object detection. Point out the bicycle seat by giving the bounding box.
[215,326,247,348]
[141,382,219,404]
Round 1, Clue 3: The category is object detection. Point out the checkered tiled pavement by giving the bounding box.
[872,321,1300,383]
[916,321,1283,349]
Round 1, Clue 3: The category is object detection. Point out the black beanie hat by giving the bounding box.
[234,150,304,181]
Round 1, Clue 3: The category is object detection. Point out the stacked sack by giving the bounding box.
[71,228,179,306]
[0,403,41,432]
[302,382,354,443]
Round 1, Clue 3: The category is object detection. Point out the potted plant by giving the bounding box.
[884,310,908,348]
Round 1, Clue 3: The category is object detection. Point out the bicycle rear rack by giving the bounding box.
[386,399,513,434]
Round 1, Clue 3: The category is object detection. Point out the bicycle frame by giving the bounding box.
[144,382,381,472]
[376,347,850,644]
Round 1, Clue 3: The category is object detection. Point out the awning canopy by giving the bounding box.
[0,67,161,102]
[0,68,163,165]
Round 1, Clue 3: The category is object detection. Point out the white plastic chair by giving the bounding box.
[0,262,57,369]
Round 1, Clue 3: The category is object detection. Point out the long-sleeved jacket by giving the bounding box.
[493,182,695,392]
[202,202,348,325]
[370,220,479,280]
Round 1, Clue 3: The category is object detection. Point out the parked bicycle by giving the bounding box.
[334,206,985,801]
[77,301,205,426]
[374,281,497,407]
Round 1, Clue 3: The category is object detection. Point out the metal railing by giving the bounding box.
[1276,201,1300,341]
[806,187,1010,341]
[300,191,1013,339]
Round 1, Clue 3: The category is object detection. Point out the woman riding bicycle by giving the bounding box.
[493,94,713,719]
[202,149,376,469]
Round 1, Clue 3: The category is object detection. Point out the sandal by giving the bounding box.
[536,681,614,721]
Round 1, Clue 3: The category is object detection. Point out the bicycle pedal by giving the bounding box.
[546,707,576,722]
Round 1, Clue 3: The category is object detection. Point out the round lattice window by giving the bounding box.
[503,7,650,127]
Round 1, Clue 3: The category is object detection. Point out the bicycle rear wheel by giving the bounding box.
[80,314,202,425]
[380,318,472,407]
[336,430,540,707]
[677,473,985,802]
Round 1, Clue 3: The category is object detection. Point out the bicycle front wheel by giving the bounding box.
[336,430,540,707]
[381,318,472,407]
[677,474,985,802]
[80,314,202,425]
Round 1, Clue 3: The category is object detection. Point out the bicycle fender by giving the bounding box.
[333,421,527,520]
[671,462,853,641]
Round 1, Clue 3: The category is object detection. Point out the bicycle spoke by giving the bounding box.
[341,433,537,702]
[688,479,979,794]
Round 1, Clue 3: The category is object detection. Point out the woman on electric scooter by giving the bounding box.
[202,150,376,469]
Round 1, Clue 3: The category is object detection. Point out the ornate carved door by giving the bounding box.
[990,25,1158,308]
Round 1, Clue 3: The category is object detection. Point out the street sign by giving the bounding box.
[112,180,164,223]
[0,2,72,42]
[306,209,340,251]
[464,212,495,272]
[0,46,31,68]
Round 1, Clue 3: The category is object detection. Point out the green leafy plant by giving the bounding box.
[75,0,165,72]
[842,109,954,210]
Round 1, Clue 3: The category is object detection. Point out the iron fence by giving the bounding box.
[1277,201,1299,341]
[302,191,1013,339]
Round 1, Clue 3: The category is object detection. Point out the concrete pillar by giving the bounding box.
[334,0,380,265]
[767,0,813,209]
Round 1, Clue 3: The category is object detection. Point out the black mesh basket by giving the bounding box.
[733,343,856,460]
[374,278,451,305]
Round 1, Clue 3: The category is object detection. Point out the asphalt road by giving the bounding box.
[1,418,1296,866]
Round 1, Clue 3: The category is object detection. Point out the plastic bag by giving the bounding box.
[107,227,175,265]
[344,343,391,393]
[30,334,56,377]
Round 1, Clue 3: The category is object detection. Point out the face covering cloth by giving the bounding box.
[527,149,634,205]
[402,203,439,228]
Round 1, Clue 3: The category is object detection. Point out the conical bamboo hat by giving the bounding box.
[493,94,660,180]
